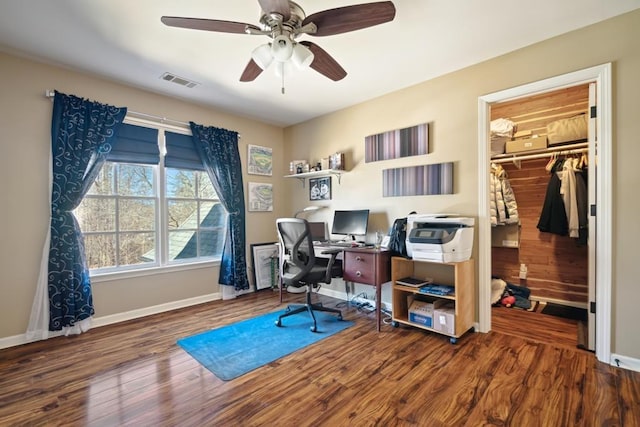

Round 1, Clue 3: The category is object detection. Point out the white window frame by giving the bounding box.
[83,116,223,282]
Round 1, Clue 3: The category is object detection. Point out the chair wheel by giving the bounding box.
[275,320,282,327]
[310,325,317,332]
[392,321,399,328]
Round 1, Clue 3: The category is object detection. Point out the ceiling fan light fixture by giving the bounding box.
[251,43,273,70]
[271,35,293,62]
[292,43,314,68]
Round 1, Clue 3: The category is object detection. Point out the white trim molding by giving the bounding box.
[610,354,640,373]
[0,292,220,350]
[477,63,613,364]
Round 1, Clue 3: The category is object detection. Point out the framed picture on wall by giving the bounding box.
[309,177,331,201]
[250,242,279,291]
[247,144,273,176]
[248,182,273,211]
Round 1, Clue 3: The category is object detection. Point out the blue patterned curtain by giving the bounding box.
[47,91,126,330]
[190,122,249,290]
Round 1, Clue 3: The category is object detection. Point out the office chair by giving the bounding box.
[275,218,343,332]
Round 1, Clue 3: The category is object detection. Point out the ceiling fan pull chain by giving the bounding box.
[281,63,286,94]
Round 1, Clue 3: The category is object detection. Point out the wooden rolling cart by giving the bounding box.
[391,257,475,343]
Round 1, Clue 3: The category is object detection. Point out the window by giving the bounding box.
[73,120,227,274]
[76,162,157,270]
[165,168,226,261]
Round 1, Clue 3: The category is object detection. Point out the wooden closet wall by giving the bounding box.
[490,84,589,304]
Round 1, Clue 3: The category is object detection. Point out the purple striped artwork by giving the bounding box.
[365,123,428,162]
[382,163,453,197]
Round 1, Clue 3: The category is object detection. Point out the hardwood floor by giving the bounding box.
[1,291,639,426]
[491,303,581,351]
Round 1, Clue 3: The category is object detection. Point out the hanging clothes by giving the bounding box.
[537,155,588,241]
[561,157,579,238]
[537,159,569,235]
[490,163,519,226]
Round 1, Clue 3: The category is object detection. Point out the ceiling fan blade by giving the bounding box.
[258,0,291,21]
[300,41,346,81]
[240,59,264,82]
[302,1,396,37]
[161,16,260,34]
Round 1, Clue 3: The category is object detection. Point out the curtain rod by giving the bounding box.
[44,90,241,137]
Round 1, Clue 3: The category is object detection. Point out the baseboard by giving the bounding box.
[0,292,220,350]
[610,353,640,373]
[92,293,220,328]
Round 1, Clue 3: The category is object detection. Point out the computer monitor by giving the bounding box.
[331,209,370,241]
[308,222,327,242]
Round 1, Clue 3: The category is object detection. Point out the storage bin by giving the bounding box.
[505,136,547,153]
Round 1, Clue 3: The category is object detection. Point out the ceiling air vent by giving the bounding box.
[160,72,199,88]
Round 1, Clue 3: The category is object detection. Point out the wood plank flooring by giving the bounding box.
[1,291,639,426]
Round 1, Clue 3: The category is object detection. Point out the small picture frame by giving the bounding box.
[250,242,279,291]
[248,182,273,212]
[309,177,331,201]
[247,144,273,176]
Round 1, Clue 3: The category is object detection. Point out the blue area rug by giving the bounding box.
[177,310,353,381]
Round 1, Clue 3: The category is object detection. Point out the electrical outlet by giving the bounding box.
[519,263,528,279]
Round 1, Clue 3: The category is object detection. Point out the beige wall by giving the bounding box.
[284,10,640,359]
[0,52,286,339]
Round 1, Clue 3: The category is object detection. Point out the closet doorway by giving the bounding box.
[477,64,612,363]
[489,84,591,349]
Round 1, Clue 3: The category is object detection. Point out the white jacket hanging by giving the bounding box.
[490,164,519,226]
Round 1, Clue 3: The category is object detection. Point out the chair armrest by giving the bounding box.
[320,249,341,283]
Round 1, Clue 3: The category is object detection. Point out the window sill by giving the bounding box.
[91,259,220,283]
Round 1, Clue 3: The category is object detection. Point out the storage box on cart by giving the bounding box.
[433,303,456,335]
[407,297,447,328]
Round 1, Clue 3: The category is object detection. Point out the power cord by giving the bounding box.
[349,292,375,313]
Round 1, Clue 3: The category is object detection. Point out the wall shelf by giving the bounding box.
[284,169,346,187]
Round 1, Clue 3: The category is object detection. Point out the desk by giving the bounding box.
[279,244,391,332]
[341,248,391,332]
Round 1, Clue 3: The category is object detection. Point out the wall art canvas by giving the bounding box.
[247,144,273,176]
[248,182,273,211]
[365,123,428,163]
[382,162,453,197]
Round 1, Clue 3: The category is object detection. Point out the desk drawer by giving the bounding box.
[343,251,377,284]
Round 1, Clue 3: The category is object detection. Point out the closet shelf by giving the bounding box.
[491,142,588,165]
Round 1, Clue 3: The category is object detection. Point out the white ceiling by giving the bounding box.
[1,0,639,127]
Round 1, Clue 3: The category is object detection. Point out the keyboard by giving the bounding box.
[329,241,363,247]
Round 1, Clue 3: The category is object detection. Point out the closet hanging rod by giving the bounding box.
[491,144,588,164]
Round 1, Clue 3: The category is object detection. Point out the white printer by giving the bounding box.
[405,214,475,263]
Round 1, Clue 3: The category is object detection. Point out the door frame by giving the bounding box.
[477,63,612,363]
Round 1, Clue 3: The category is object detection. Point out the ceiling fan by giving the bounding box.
[161,0,396,85]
